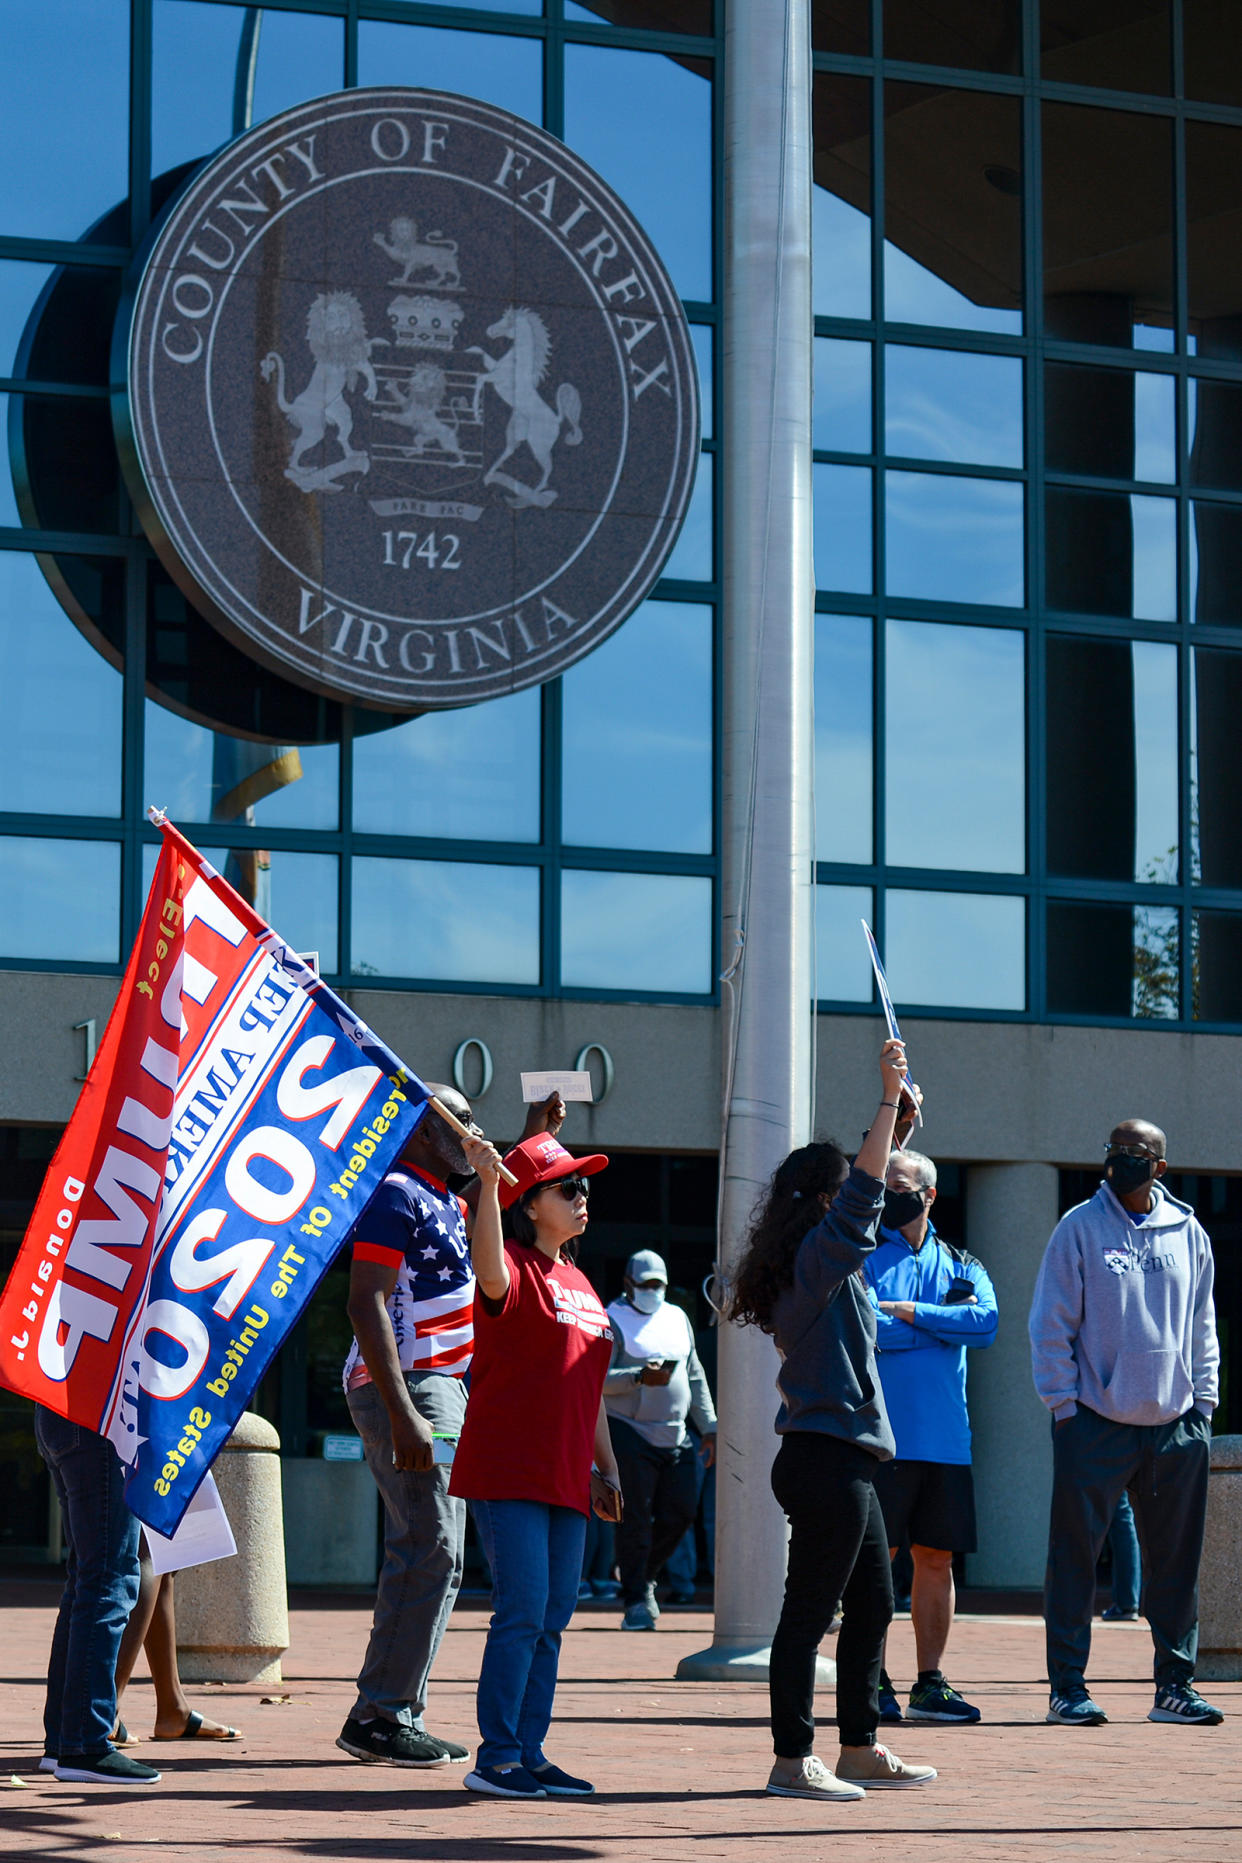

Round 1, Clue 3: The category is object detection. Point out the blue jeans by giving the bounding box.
[1107,1489,1142,1615]
[472,1499,586,1769]
[35,1408,140,1758]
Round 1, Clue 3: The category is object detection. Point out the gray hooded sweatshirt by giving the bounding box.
[1028,1178,1219,1426]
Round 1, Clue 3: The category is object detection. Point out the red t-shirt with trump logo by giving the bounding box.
[451,1242,613,1515]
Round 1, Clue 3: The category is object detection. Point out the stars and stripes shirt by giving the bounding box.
[342,1166,475,1390]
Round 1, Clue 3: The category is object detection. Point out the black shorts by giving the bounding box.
[871,1458,977,1555]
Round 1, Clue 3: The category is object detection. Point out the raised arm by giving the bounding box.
[854,1040,908,1183]
[463,1135,508,1301]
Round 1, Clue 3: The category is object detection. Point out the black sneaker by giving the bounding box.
[1149,1683,1225,1726]
[54,1750,162,1786]
[907,1675,982,1723]
[426,1732,470,1762]
[877,1669,904,1724]
[336,1718,451,1767]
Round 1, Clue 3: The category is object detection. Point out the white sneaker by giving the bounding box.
[766,1755,866,1801]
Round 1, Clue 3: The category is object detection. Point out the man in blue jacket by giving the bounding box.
[865,1148,997,1725]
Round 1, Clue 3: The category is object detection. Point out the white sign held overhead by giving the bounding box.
[521,1070,595,1104]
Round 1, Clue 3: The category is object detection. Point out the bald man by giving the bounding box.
[1029,1120,1223,1729]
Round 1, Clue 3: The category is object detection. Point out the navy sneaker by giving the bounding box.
[1101,1605,1140,1622]
[1046,1690,1108,1726]
[1149,1683,1225,1726]
[528,1760,595,1796]
[464,1763,548,1798]
[877,1670,904,1724]
[906,1675,982,1724]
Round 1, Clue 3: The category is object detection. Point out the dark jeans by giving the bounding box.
[610,1417,700,1603]
[1107,1489,1142,1616]
[1045,1404,1210,1693]
[35,1408,140,1759]
[769,1431,893,1756]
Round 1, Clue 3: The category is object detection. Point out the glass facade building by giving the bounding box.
[3,0,1242,1584]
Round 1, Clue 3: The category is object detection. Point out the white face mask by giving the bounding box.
[630,1285,665,1315]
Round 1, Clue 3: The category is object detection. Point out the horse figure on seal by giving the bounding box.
[467,307,582,509]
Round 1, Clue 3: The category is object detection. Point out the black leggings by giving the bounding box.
[769,1432,893,1755]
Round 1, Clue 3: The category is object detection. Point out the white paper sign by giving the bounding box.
[521,1070,595,1103]
[145,1471,238,1575]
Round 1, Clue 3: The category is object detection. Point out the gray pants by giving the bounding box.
[347,1371,466,1728]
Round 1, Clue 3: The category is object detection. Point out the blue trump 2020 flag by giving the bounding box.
[105,820,430,1536]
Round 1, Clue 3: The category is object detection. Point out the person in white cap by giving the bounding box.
[604,1249,717,1630]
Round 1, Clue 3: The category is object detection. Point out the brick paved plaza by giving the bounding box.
[2,1581,1239,1863]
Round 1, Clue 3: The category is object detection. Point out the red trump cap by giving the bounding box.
[499,1133,609,1209]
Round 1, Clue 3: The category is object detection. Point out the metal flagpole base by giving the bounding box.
[675,1639,835,1685]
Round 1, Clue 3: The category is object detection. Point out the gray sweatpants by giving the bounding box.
[346,1371,467,1728]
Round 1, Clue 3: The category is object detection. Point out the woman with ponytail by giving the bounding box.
[730,1037,939,1803]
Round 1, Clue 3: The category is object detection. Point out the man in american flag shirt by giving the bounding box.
[335,1084,483,1769]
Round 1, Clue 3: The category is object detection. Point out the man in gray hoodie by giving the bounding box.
[1029,1119,1223,1729]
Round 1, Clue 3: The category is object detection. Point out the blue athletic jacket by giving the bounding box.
[864,1224,997,1465]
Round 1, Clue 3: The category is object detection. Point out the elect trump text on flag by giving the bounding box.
[0,819,431,1535]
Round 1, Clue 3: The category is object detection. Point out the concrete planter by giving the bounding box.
[174,1412,290,1685]
[1198,1433,1242,1681]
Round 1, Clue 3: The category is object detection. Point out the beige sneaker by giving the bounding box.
[766,1755,866,1801]
[835,1743,937,1788]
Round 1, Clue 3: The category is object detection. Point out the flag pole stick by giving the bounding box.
[429,1096,519,1189]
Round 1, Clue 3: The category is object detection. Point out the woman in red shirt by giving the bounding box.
[453,1132,622,1799]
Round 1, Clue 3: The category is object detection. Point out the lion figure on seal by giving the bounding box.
[260,292,386,489]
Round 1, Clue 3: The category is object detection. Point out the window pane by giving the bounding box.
[263,853,338,974]
[1185,0,1242,109]
[1045,364,1175,483]
[814,0,869,54]
[144,706,339,831]
[1040,1,1171,94]
[0,398,21,527]
[1187,122,1242,360]
[564,48,712,303]
[814,465,872,594]
[561,870,711,993]
[691,325,714,441]
[0,838,119,963]
[1194,911,1242,1021]
[663,453,713,583]
[9,264,121,390]
[813,74,872,322]
[885,890,1025,1010]
[0,1,128,240]
[815,615,872,865]
[815,884,874,1002]
[1190,500,1242,626]
[1046,488,1176,621]
[814,339,871,454]
[1043,105,1173,349]
[1045,638,1178,883]
[358,22,542,123]
[884,86,1022,336]
[562,601,711,854]
[10,394,122,534]
[353,691,540,843]
[566,0,711,30]
[154,2,345,177]
[0,262,54,377]
[0,553,122,816]
[1189,379,1242,491]
[352,858,540,985]
[1047,901,1178,1019]
[886,472,1024,607]
[886,347,1022,468]
[886,0,1021,74]
[1192,647,1242,887]
[886,619,1024,873]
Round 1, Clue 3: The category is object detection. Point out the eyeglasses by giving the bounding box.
[1103,1143,1160,1162]
[550,1176,590,1202]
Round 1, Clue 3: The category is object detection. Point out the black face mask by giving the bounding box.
[1106,1153,1156,1197]
[883,1187,926,1231]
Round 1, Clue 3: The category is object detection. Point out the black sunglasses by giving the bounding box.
[549,1176,590,1201]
